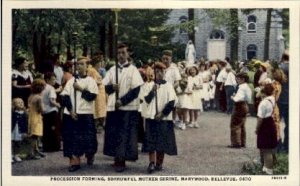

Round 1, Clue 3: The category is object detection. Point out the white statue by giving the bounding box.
[185,40,196,66]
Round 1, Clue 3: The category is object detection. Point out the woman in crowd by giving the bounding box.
[12,57,33,107]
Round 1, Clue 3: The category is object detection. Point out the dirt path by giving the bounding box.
[12,111,258,176]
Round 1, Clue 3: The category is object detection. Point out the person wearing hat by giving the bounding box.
[215,60,228,112]
[224,64,237,114]
[12,57,33,107]
[60,56,99,172]
[258,63,269,85]
[228,72,252,148]
[141,62,178,173]
[102,43,144,172]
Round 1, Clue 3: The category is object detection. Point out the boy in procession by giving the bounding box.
[140,62,178,173]
[60,57,99,172]
[102,43,144,172]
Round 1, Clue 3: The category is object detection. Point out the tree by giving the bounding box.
[264,9,272,60]
[229,9,239,64]
[12,9,173,67]
[188,9,195,43]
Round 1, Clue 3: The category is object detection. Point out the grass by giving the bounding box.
[242,152,288,175]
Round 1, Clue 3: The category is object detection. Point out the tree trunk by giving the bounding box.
[57,30,62,54]
[66,33,72,60]
[40,32,47,60]
[12,10,19,61]
[188,9,195,44]
[33,31,40,71]
[99,20,106,55]
[264,9,272,61]
[229,9,239,65]
[108,21,114,59]
[83,44,88,57]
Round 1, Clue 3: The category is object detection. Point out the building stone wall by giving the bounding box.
[168,9,284,62]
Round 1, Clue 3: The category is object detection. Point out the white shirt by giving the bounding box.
[257,96,275,118]
[54,65,64,85]
[42,84,58,114]
[164,63,181,86]
[198,70,211,83]
[61,76,98,114]
[224,71,237,86]
[139,81,177,121]
[216,68,228,83]
[232,83,252,103]
[103,63,144,111]
[258,72,268,85]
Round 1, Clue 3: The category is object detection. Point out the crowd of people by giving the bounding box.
[11,43,289,175]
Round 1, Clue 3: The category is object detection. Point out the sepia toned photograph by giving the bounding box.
[1,1,299,186]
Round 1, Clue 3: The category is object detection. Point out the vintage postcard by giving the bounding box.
[1,1,299,186]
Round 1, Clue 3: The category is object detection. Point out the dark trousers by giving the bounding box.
[215,82,222,111]
[225,85,235,113]
[230,102,249,146]
[42,111,61,152]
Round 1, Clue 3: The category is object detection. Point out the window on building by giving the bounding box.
[247,15,257,33]
[179,16,188,34]
[247,44,257,60]
[209,30,225,40]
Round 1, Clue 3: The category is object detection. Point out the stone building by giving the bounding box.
[166,9,285,62]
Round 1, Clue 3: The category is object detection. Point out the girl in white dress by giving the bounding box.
[175,73,192,130]
[187,66,202,128]
[198,63,211,111]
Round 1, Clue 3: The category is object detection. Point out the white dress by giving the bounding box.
[189,76,203,111]
[176,79,193,109]
[209,74,216,99]
[198,71,210,101]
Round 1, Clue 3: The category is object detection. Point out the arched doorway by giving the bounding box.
[207,30,226,60]
[247,44,257,60]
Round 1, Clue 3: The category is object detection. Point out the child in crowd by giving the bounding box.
[28,78,46,159]
[12,98,28,162]
[141,62,177,173]
[256,84,278,175]
[228,72,252,148]
[42,72,61,152]
[187,66,202,128]
[175,73,192,130]
[198,63,210,111]
[209,63,217,110]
